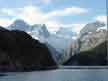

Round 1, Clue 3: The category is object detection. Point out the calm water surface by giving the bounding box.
[0,69,108,81]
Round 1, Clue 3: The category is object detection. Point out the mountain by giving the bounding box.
[8,19,50,38]
[0,27,57,71]
[45,43,60,64]
[8,19,66,62]
[31,24,50,37]
[80,21,105,36]
[8,19,31,31]
[62,22,107,65]
[8,19,75,58]
[29,24,73,53]
[41,24,50,37]
[62,39,80,63]
[56,27,77,39]
[63,40,107,65]
[79,29,107,52]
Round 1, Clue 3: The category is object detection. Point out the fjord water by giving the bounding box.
[0,69,108,81]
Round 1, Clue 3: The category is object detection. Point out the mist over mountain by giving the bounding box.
[7,19,75,53]
[6,20,69,63]
[5,19,107,65]
[56,27,78,39]
[0,26,57,71]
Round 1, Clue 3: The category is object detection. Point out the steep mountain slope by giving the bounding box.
[79,29,107,52]
[0,27,57,71]
[62,21,107,65]
[56,27,77,39]
[8,19,31,31]
[31,24,50,37]
[80,21,105,36]
[8,19,78,63]
[8,19,50,38]
[63,41,107,65]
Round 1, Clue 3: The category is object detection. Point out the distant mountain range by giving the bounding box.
[6,20,70,63]
[80,21,105,36]
[0,26,57,71]
[8,19,31,31]
[6,19,107,64]
[7,19,75,52]
[8,19,50,38]
[60,21,107,63]
[63,40,107,65]
[56,27,78,39]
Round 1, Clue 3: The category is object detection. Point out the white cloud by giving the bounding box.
[0,18,13,27]
[16,6,62,32]
[17,6,46,25]
[46,7,88,17]
[70,24,86,33]
[1,8,14,15]
[45,21,62,32]
[65,7,88,14]
[0,8,16,17]
[0,6,60,32]
[95,15,107,24]
[59,23,86,33]
[0,6,88,32]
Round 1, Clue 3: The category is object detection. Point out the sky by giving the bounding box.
[0,0,107,32]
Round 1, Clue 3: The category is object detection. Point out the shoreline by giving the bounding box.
[59,66,108,69]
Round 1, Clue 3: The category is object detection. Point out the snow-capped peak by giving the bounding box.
[8,19,30,31]
[80,21,106,35]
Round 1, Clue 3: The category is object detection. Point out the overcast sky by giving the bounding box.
[0,0,107,32]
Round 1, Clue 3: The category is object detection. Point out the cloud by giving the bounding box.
[46,7,88,17]
[16,6,62,32]
[0,6,60,32]
[1,8,14,15]
[45,20,62,32]
[95,15,107,24]
[59,23,86,33]
[0,6,47,24]
[0,6,88,32]
[0,18,13,27]
[71,24,86,33]
[17,6,46,24]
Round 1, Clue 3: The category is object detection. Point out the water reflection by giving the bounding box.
[0,69,108,81]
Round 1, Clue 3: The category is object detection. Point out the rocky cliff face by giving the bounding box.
[63,41,107,65]
[61,39,80,63]
[8,19,31,31]
[8,19,50,38]
[80,21,105,36]
[0,26,57,72]
[63,21,107,65]
[79,29,107,52]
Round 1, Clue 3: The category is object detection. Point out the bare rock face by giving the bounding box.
[63,41,107,65]
[61,39,80,63]
[0,26,57,72]
[63,29,107,65]
[80,21,105,36]
[63,21,107,65]
[79,29,107,52]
